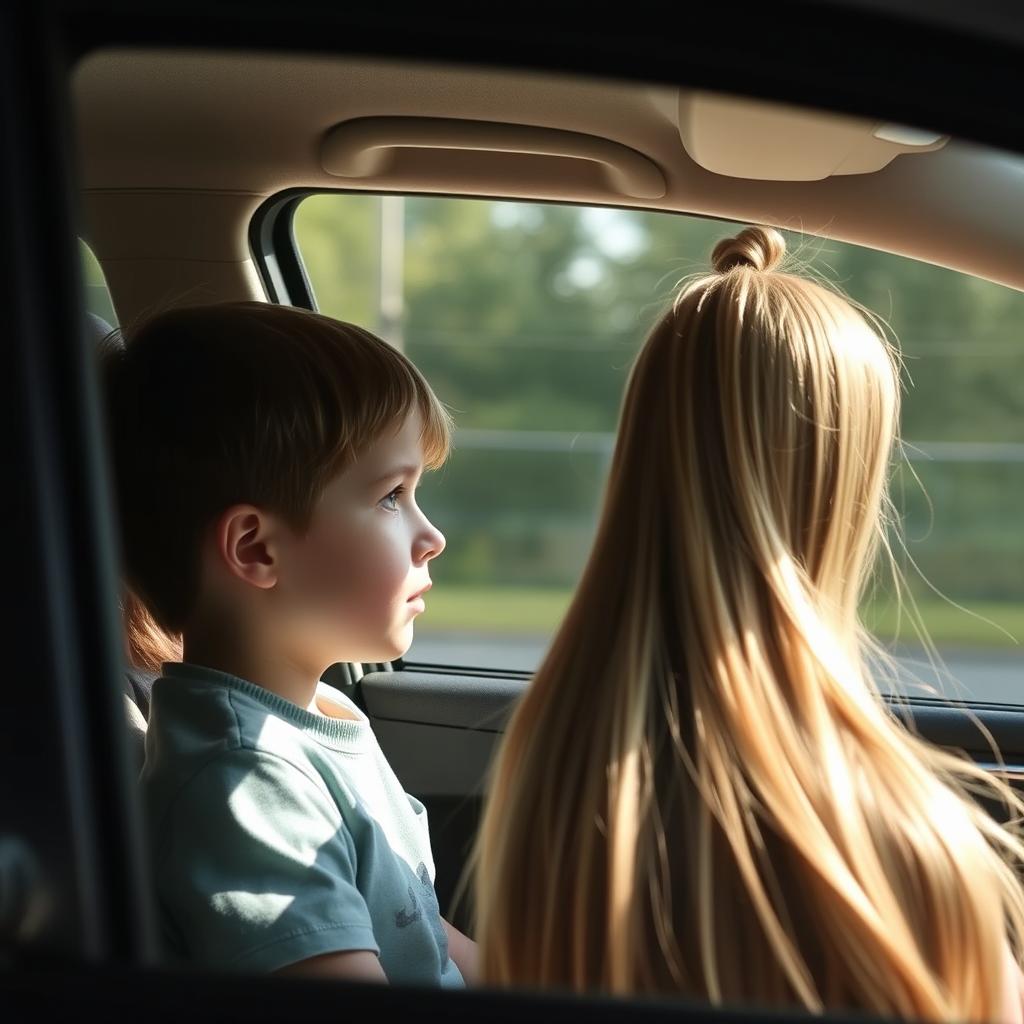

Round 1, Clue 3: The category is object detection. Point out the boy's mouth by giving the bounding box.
[407,582,432,603]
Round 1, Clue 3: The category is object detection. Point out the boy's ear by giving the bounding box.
[214,505,280,590]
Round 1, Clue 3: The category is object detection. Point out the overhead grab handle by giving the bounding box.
[321,117,667,200]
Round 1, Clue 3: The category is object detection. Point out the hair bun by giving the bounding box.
[711,226,786,274]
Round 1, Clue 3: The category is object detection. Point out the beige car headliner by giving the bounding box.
[73,49,1024,325]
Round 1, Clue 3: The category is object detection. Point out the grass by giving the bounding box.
[863,599,1024,650]
[419,584,1024,650]
[419,586,572,634]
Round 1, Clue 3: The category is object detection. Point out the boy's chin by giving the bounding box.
[359,630,414,664]
[324,622,414,666]
[386,631,415,661]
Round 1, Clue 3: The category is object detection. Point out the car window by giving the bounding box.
[80,239,118,326]
[292,195,1023,702]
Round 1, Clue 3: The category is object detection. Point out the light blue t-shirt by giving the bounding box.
[141,662,464,986]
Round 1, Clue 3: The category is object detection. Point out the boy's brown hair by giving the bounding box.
[104,301,450,636]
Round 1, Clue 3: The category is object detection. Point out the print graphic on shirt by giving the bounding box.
[391,868,444,954]
[395,882,423,928]
[419,863,451,965]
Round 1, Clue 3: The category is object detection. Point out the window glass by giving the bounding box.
[294,195,1023,701]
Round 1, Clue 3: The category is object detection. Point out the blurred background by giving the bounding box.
[84,194,1024,700]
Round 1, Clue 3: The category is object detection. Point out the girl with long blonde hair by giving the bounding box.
[475,226,1024,1021]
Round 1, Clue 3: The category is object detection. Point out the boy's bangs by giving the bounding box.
[317,321,452,476]
[417,386,453,471]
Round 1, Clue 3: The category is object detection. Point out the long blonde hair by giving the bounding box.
[475,227,1024,1019]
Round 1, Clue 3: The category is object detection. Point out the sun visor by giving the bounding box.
[678,91,947,181]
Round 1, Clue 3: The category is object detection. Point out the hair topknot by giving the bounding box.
[711,226,786,274]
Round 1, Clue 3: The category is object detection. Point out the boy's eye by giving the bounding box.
[380,485,405,512]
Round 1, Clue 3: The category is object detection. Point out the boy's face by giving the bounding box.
[274,411,446,666]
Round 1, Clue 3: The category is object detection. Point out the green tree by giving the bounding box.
[294,195,1024,640]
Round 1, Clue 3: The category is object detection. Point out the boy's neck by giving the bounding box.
[181,628,322,713]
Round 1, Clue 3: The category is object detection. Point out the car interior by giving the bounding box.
[4,6,1023,1019]
[70,44,1024,928]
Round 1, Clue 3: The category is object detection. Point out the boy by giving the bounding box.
[105,301,474,985]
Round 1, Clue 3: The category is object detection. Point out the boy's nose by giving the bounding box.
[418,519,445,563]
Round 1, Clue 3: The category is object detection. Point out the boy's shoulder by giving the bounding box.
[145,665,294,758]
[141,664,372,819]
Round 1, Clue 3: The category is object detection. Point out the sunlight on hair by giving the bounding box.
[474,226,1024,1022]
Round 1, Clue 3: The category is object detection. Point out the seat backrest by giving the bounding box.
[88,310,153,770]
[122,669,156,772]
[123,693,147,770]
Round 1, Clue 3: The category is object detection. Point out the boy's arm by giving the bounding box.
[277,950,388,982]
[277,927,473,985]
[443,918,478,985]
[159,751,383,974]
